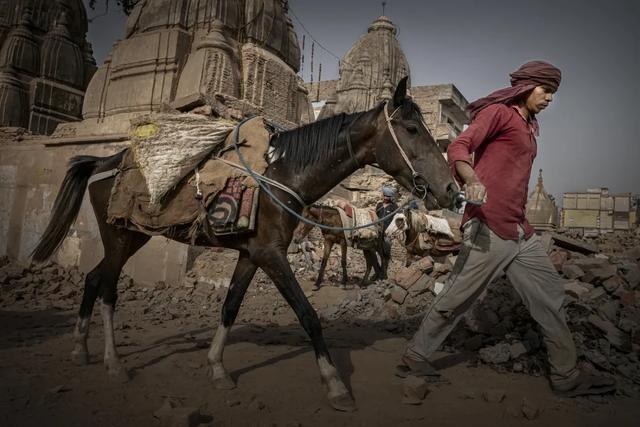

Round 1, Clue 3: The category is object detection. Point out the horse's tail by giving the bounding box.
[31,155,106,263]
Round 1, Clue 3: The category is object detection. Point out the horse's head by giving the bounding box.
[360,77,459,210]
[385,209,411,242]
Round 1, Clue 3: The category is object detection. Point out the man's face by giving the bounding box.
[525,86,555,114]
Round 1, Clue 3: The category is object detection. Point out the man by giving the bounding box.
[399,61,615,397]
[376,186,399,258]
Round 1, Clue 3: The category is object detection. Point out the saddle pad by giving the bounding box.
[336,207,354,247]
[352,208,378,242]
[320,198,353,217]
[425,215,454,238]
[208,177,260,235]
[335,206,379,248]
[414,211,462,254]
[107,149,200,233]
[106,116,270,238]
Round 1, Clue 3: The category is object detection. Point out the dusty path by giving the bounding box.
[1,304,637,427]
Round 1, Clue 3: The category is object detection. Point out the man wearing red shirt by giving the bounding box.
[400,61,615,397]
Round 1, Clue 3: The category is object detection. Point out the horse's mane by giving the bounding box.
[269,98,423,172]
[268,111,361,172]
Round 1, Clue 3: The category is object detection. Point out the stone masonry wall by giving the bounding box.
[0,140,188,286]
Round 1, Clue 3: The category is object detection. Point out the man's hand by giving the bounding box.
[455,161,487,205]
[464,181,487,205]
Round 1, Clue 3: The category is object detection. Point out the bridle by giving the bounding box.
[382,101,433,202]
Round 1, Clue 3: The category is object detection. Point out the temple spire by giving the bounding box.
[537,169,544,190]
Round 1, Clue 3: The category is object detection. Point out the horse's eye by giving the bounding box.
[406,125,418,134]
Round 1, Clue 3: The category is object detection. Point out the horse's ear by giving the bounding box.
[393,76,409,107]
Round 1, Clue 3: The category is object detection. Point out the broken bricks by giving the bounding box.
[402,375,429,405]
[153,399,202,427]
[482,389,506,403]
[479,343,511,364]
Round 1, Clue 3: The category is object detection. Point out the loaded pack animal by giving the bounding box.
[31,78,459,411]
[385,207,463,266]
[292,203,388,289]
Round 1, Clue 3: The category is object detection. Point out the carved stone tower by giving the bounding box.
[0,0,96,134]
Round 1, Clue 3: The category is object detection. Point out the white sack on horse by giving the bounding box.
[129,113,236,204]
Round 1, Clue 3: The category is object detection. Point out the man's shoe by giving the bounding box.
[396,355,444,382]
[551,372,616,397]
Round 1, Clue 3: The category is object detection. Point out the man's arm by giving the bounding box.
[447,104,508,204]
[455,161,486,204]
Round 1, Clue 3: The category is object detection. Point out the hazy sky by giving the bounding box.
[84,0,640,200]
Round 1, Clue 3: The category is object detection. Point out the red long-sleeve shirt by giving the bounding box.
[447,103,537,241]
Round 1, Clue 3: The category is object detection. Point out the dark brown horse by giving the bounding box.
[31,78,458,411]
[293,205,388,289]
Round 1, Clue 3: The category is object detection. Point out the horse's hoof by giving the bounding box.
[212,374,237,390]
[70,350,89,366]
[106,365,131,383]
[328,392,357,412]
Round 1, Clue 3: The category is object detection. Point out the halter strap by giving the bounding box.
[384,101,420,177]
[383,101,430,199]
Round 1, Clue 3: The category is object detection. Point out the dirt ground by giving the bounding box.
[1,267,639,427]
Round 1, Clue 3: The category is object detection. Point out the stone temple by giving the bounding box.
[306,15,469,204]
[0,0,311,285]
[309,16,468,154]
[75,0,312,137]
[525,169,559,231]
[0,0,97,135]
[315,16,410,119]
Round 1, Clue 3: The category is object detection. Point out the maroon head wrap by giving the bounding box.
[467,60,562,119]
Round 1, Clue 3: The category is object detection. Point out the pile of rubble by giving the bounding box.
[0,256,228,323]
[0,257,85,311]
[383,231,640,398]
[1,229,638,397]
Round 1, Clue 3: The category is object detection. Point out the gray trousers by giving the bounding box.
[406,219,579,384]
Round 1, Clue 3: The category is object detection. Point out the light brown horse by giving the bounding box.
[293,205,388,289]
[31,77,459,411]
[386,208,462,266]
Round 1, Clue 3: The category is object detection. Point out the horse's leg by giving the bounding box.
[340,240,348,285]
[361,249,381,285]
[98,231,150,380]
[256,251,355,411]
[208,253,257,390]
[378,238,389,280]
[70,229,150,369]
[361,249,372,285]
[314,239,333,290]
[70,260,104,365]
